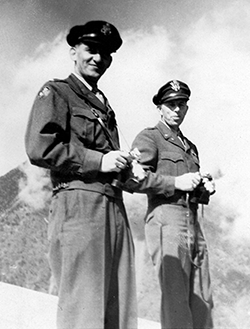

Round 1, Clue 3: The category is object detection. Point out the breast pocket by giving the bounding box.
[71,106,98,146]
[159,151,187,176]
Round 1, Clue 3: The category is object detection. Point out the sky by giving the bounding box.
[1,0,250,240]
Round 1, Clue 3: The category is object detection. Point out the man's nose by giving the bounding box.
[93,53,102,62]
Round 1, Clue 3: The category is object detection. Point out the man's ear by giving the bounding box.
[157,105,162,115]
[106,55,113,68]
[69,47,77,61]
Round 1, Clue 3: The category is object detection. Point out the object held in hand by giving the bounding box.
[112,148,146,191]
[128,147,141,162]
[189,173,215,204]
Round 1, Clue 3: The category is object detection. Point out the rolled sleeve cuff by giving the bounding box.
[162,176,176,197]
[82,149,103,178]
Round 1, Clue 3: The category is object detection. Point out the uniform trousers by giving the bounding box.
[145,204,213,329]
[48,188,137,329]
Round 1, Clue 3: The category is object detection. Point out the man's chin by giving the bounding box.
[170,121,180,127]
[89,70,104,80]
[174,119,183,126]
[84,72,102,83]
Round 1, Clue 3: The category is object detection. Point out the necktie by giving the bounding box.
[177,130,188,150]
[92,86,105,104]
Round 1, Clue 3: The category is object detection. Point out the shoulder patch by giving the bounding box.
[38,86,51,99]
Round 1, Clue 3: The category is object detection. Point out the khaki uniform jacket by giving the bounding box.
[130,120,200,207]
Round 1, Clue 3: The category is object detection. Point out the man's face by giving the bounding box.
[70,43,112,84]
[159,98,188,130]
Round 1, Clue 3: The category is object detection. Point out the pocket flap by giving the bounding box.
[161,151,184,162]
[72,107,97,120]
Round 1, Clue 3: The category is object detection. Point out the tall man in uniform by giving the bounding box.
[125,80,215,329]
[25,21,137,329]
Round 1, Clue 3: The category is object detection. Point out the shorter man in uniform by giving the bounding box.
[25,21,137,329]
[126,80,215,329]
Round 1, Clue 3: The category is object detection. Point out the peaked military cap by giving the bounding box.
[66,20,123,53]
[153,80,191,105]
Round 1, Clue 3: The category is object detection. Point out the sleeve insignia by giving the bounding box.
[38,86,50,99]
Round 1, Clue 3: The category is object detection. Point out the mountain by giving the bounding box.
[0,167,25,213]
[1,163,250,327]
[0,164,51,293]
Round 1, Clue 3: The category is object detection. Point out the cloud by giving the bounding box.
[0,33,71,176]
[18,162,51,210]
[175,1,250,241]
[178,2,250,175]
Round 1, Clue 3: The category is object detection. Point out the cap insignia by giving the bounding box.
[170,80,180,91]
[101,23,112,35]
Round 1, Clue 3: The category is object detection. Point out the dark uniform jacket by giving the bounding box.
[130,121,200,207]
[25,74,120,193]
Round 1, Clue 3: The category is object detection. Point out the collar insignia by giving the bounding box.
[170,80,180,91]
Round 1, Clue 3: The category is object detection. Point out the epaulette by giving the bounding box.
[144,126,156,131]
[53,78,68,83]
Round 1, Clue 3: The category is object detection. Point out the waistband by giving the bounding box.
[52,180,123,199]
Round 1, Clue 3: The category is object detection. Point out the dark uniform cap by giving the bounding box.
[152,80,191,105]
[66,20,123,53]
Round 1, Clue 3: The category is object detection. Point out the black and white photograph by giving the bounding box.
[0,0,249,328]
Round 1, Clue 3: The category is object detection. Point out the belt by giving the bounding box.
[52,180,123,199]
[149,192,198,210]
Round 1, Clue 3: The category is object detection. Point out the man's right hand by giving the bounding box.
[100,150,130,173]
[174,172,201,191]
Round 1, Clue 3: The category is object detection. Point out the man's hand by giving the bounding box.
[100,150,130,173]
[175,172,201,191]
